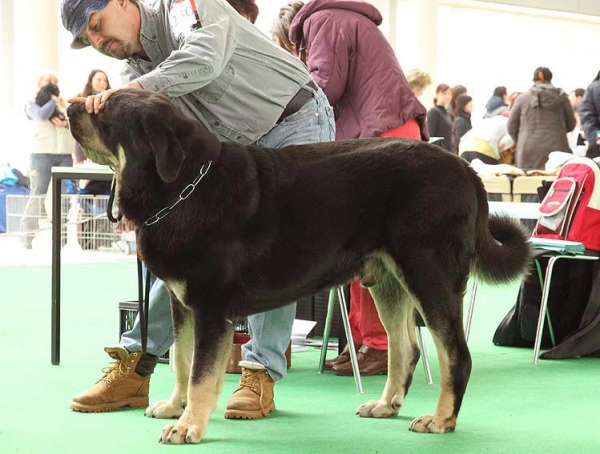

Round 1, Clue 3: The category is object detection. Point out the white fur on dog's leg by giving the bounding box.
[356,398,400,418]
[159,411,206,444]
[409,414,456,434]
[146,399,185,419]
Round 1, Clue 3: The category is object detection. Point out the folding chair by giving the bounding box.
[531,251,600,365]
[469,238,600,364]
[319,286,363,393]
[319,282,478,389]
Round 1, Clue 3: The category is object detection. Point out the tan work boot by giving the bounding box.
[70,346,154,413]
[224,361,275,419]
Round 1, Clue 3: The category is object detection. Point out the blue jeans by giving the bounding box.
[121,84,335,381]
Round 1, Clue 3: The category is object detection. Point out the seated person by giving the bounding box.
[459,114,514,165]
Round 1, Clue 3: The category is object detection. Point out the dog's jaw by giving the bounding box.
[105,146,127,212]
[81,144,120,168]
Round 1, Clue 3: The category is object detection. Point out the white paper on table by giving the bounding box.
[291,319,317,352]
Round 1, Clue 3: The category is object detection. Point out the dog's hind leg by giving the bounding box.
[356,269,420,419]
[146,298,193,419]
[159,306,235,444]
[403,257,472,434]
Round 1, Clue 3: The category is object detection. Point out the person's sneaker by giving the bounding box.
[224,361,275,419]
[70,346,157,413]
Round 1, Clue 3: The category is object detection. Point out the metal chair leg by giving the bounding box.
[465,277,478,342]
[532,254,600,364]
[337,286,363,393]
[533,256,558,365]
[318,286,363,393]
[318,288,337,373]
[534,258,556,348]
[416,326,433,385]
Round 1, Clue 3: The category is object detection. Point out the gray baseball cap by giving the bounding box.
[61,0,111,49]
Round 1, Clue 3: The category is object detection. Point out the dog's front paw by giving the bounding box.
[159,420,205,444]
[146,400,185,419]
[356,399,400,418]
[409,414,456,433]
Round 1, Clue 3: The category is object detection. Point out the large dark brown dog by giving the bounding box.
[67,89,530,444]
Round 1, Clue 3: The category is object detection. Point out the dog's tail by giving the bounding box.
[471,172,532,284]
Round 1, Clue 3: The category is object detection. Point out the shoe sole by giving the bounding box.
[223,402,276,420]
[324,359,350,370]
[70,396,149,413]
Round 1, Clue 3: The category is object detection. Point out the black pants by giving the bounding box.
[460,151,498,165]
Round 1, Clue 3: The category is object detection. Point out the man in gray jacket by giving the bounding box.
[508,67,576,170]
[61,0,334,420]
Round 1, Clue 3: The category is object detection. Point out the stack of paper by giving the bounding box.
[529,237,585,254]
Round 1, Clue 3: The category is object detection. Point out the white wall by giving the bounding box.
[480,0,600,17]
[395,0,600,118]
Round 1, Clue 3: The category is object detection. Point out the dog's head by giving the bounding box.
[67,89,194,183]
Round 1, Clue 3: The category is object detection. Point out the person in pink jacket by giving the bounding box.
[273,0,428,376]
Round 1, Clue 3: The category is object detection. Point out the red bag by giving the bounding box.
[533,157,600,251]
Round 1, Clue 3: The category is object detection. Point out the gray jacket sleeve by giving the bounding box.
[135,1,238,97]
[580,82,600,144]
[507,98,522,143]
[25,99,57,121]
[563,95,576,133]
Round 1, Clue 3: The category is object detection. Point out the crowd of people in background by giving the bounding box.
[23,6,598,186]
[420,68,590,172]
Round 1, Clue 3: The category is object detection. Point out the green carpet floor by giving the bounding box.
[1,262,599,453]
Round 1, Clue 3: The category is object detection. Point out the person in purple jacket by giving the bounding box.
[272,0,428,376]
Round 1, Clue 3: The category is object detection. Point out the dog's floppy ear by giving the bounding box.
[143,122,186,183]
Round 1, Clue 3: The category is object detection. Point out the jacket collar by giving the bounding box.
[135,1,162,63]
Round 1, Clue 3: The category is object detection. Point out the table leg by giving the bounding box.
[51,176,61,365]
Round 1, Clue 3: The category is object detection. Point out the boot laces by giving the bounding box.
[238,369,261,392]
[99,358,132,384]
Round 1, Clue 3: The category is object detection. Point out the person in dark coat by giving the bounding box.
[427,84,454,152]
[454,94,473,145]
[507,67,576,170]
[580,71,600,159]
